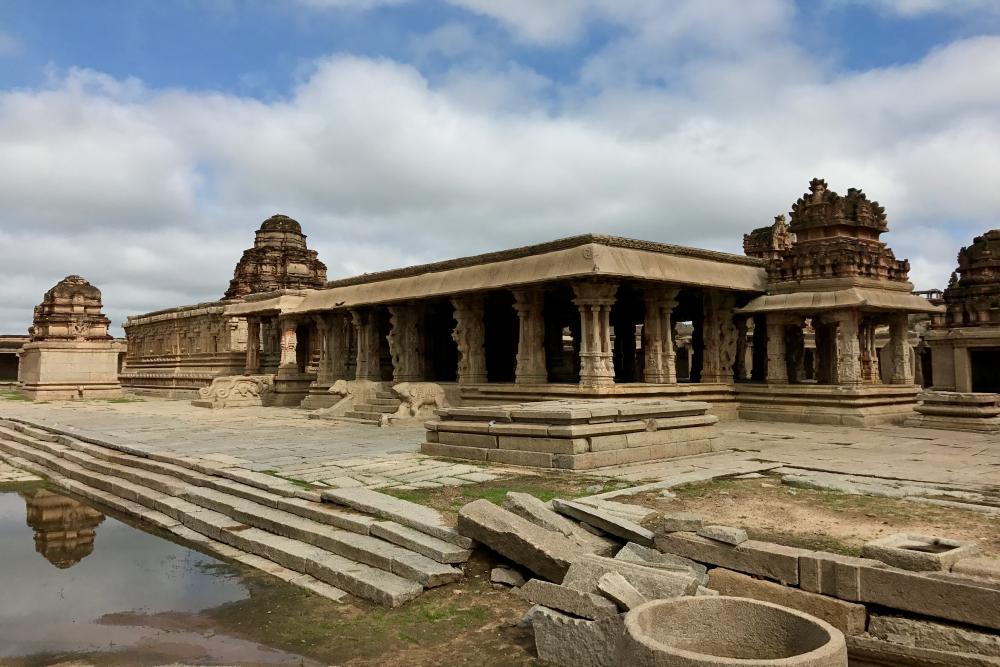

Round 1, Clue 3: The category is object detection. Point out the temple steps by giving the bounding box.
[0,419,467,607]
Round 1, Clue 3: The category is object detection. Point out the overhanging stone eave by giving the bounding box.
[736,287,945,315]
[285,242,767,315]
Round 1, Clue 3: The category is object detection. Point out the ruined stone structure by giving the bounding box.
[224,214,327,299]
[735,179,940,425]
[925,229,1000,393]
[18,276,124,400]
[0,334,27,382]
[121,180,941,431]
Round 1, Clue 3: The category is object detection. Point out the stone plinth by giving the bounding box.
[20,275,123,401]
[422,399,719,470]
[736,383,920,426]
[905,391,1000,432]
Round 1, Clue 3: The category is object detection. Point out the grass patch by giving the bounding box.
[747,527,861,557]
[0,390,29,401]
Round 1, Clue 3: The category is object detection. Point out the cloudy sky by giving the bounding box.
[1,1,999,335]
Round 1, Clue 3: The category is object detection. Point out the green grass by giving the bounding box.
[0,390,29,401]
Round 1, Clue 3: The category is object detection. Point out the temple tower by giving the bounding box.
[224,214,327,299]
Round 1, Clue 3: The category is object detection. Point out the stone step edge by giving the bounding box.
[0,443,422,607]
[0,430,451,582]
[0,453,350,603]
[9,424,378,536]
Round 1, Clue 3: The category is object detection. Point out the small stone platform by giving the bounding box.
[906,391,1000,433]
[422,399,719,470]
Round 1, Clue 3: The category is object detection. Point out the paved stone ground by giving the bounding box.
[1,397,998,492]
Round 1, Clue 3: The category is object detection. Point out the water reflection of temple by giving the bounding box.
[21,488,105,568]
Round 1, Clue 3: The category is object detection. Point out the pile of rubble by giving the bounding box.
[455,491,1000,666]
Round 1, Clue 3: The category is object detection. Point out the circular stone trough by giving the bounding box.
[615,597,847,667]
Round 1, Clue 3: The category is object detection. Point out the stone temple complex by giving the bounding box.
[115,180,947,435]
[18,275,124,400]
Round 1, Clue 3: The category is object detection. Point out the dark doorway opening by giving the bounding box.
[971,348,1000,393]
[484,291,517,382]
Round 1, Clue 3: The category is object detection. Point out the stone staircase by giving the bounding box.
[342,389,403,424]
[0,418,468,607]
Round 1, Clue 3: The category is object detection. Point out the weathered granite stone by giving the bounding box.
[869,614,1000,658]
[648,511,704,534]
[953,556,1000,582]
[532,605,626,667]
[503,491,617,555]
[561,554,699,600]
[615,542,707,582]
[457,499,578,582]
[597,572,647,611]
[490,566,526,587]
[798,551,886,601]
[552,499,655,547]
[516,579,619,620]
[656,532,807,585]
[862,533,979,572]
[708,568,867,636]
[324,487,471,548]
[697,524,749,545]
[847,635,1000,667]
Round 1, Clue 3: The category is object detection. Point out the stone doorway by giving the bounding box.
[971,348,1000,392]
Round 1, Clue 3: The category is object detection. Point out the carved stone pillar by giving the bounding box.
[452,295,487,384]
[765,314,788,384]
[786,322,805,384]
[326,313,350,381]
[512,289,547,384]
[351,308,381,381]
[387,304,425,382]
[642,287,679,383]
[835,310,863,386]
[311,314,331,382]
[278,317,298,372]
[859,319,879,384]
[888,313,914,385]
[573,281,618,388]
[700,290,738,384]
[244,317,261,375]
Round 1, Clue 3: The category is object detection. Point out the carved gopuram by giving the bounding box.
[734,179,942,425]
[911,230,1000,431]
[121,214,325,397]
[21,488,105,569]
[18,275,125,400]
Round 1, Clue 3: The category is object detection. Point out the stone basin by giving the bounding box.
[615,597,847,666]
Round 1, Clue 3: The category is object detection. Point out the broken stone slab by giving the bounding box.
[491,566,526,587]
[708,568,867,636]
[503,491,617,555]
[457,499,578,582]
[646,511,704,535]
[615,542,708,582]
[869,613,1000,658]
[532,605,626,667]
[515,579,620,620]
[862,532,979,572]
[847,635,1000,667]
[597,572,647,611]
[370,521,471,564]
[551,498,654,547]
[323,487,472,549]
[695,586,719,596]
[798,551,887,601]
[697,524,748,545]
[517,604,549,628]
[953,556,1000,582]
[561,554,699,600]
[656,532,808,585]
[858,565,1000,631]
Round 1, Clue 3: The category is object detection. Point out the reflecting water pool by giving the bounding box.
[0,483,318,666]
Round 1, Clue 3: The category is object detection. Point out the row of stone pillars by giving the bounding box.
[243,281,735,388]
[762,311,913,385]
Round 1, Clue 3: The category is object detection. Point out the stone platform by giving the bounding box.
[905,391,1000,433]
[422,399,719,470]
[736,384,920,426]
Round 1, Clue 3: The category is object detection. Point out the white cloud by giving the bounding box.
[2,13,999,335]
[856,0,1000,17]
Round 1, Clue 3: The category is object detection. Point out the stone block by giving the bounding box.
[587,434,630,452]
[654,512,704,534]
[953,556,1000,582]
[614,542,707,581]
[457,499,577,582]
[862,533,979,572]
[551,499,655,547]
[868,613,1000,658]
[497,435,588,455]
[798,551,886,601]
[708,568,867,636]
[502,492,617,555]
[490,566,525,587]
[434,420,494,434]
[546,420,646,438]
[437,431,498,449]
[420,442,489,461]
[597,572,647,611]
[655,532,807,585]
[552,439,716,470]
[486,448,553,468]
[532,605,625,667]
[515,579,620,620]
[625,424,716,448]
[697,524,748,545]
[488,423,552,436]
[858,565,1000,631]
[323,487,471,548]
[561,554,699,600]
[847,636,1000,667]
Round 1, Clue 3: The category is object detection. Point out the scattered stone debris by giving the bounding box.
[515,579,619,620]
[490,566,525,587]
[697,524,749,545]
[597,572,647,611]
[646,511,704,534]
